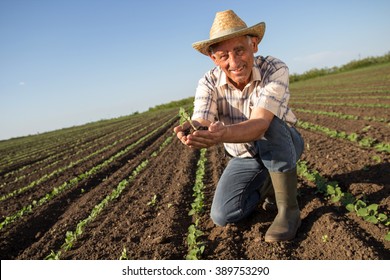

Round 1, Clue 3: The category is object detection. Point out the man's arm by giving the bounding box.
[183,107,274,149]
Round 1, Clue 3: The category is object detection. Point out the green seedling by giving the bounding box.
[119,247,128,260]
[147,194,157,207]
[186,222,205,260]
[298,160,389,241]
[179,107,197,131]
[371,155,382,163]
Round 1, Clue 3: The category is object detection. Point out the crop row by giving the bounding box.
[0,115,177,230]
[293,88,389,96]
[297,120,389,154]
[294,108,389,123]
[0,110,174,179]
[297,160,390,241]
[0,117,143,181]
[186,148,207,260]
[0,112,176,202]
[0,117,131,169]
[0,121,146,200]
[45,134,174,259]
[291,101,390,109]
[0,110,174,174]
[294,95,389,101]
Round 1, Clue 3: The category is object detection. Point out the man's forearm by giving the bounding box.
[223,118,270,143]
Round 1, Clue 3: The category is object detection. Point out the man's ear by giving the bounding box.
[209,53,219,65]
[250,36,259,53]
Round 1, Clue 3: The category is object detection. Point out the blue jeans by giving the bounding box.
[210,117,304,226]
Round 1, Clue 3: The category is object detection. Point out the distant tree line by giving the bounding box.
[148,97,193,111]
[289,51,390,83]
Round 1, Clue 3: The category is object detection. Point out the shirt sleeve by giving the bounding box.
[192,71,218,122]
[253,62,291,120]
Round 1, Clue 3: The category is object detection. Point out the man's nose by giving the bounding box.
[228,52,240,67]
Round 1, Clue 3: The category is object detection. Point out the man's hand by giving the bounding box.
[173,119,202,146]
[174,121,226,149]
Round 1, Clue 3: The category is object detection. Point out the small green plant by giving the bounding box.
[147,194,157,207]
[346,200,389,225]
[119,247,128,260]
[371,155,382,163]
[322,234,329,243]
[386,232,390,241]
[179,107,197,131]
[359,137,376,148]
[297,160,389,241]
[186,220,205,260]
[45,250,61,260]
[347,133,359,142]
[374,142,390,153]
[325,184,343,203]
[185,148,207,259]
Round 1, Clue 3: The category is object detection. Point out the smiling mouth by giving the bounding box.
[229,66,245,74]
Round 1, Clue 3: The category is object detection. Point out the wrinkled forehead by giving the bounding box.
[209,35,251,53]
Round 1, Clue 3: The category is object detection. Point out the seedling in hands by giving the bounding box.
[179,107,197,131]
[179,107,208,136]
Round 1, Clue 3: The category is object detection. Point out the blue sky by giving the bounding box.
[1,0,389,140]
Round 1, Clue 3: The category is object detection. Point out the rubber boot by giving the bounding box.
[258,175,276,211]
[265,168,301,242]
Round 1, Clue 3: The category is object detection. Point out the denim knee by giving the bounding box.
[210,157,267,226]
[210,207,228,226]
[255,117,303,172]
[210,205,244,227]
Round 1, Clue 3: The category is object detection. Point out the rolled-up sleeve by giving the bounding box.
[252,60,295,123]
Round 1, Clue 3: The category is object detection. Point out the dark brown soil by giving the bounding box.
[0,117,388,260]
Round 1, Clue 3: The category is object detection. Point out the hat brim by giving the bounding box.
[192,22,265,56]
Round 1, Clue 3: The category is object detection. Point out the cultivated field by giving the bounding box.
[0,63,389,260]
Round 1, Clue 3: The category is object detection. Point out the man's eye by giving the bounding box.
[220,55,228,60]
[236,49,244,56]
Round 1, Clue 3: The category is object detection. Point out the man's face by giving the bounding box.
[210,36,258,90]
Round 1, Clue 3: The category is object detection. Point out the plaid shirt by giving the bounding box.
[192,55,297,158]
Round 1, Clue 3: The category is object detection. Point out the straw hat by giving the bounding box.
[192,10,266,55]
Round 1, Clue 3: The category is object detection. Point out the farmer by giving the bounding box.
[174,10,304,242]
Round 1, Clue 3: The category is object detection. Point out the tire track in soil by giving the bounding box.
[0,126,173,259]
[59,137,200,259]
